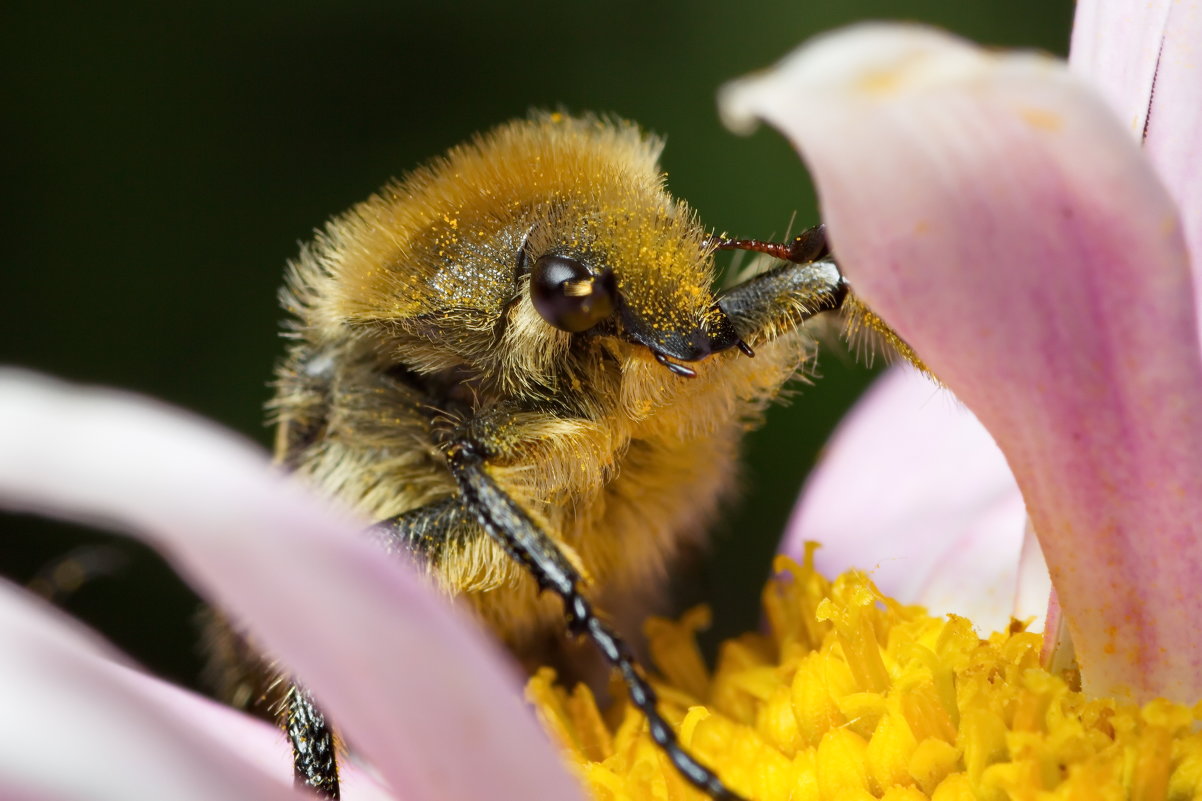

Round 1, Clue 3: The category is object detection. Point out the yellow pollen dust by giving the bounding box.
[1018,106,1063,132]
[527,546,1202,801]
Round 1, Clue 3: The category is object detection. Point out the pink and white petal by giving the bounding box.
[723,25,1202,702]
[1142,2,1202,312]
[1068,0,1173,138]
[1073,1,1202,314]
[783,365,1031,635]
[0,370,584,801]
[0,578,309,801]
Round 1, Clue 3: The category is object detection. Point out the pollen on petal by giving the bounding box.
[528,550,1202,800]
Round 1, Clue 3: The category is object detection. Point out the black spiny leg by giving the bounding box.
[287,683,339,799]
[446,441,746,801]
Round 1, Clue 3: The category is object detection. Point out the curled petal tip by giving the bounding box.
[717,75,764,136]
[720,24,1024,140]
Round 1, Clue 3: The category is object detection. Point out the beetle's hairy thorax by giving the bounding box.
[271,320,812,648]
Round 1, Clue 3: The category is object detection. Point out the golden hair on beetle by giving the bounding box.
[276,113,814,633]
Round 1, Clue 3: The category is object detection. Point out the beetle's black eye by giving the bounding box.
[530,255,615,333]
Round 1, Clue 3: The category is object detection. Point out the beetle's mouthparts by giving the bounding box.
[652,350,697,378]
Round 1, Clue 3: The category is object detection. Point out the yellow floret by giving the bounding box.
[527,544,1202,801]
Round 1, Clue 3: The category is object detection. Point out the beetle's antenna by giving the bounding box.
[707,223,830,265]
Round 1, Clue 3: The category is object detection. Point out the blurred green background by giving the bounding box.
[1,2,1071,691]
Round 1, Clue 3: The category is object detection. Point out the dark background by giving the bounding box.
[2,2,1072,690]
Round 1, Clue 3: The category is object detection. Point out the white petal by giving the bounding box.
[783,366,1031,635]
[0,578,307,801]
[0,370,583,801]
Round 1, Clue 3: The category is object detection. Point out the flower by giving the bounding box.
[534,553,1202,800]
[0,369,584,801]
[6,9,1201,799]
[719,5,1202,704]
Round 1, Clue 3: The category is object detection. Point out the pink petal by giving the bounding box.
[0,370,583,801]
[0,578,308,801]
[783,365,1031,635]
[1068,0,1173,138]
[723,25,1202,701]
[1072,0,1202,320]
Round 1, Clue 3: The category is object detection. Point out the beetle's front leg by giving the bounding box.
[443,436,746,801]
[713,224,924,369]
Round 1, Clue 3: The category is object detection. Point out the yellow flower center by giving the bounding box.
[527,546,1202,800]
